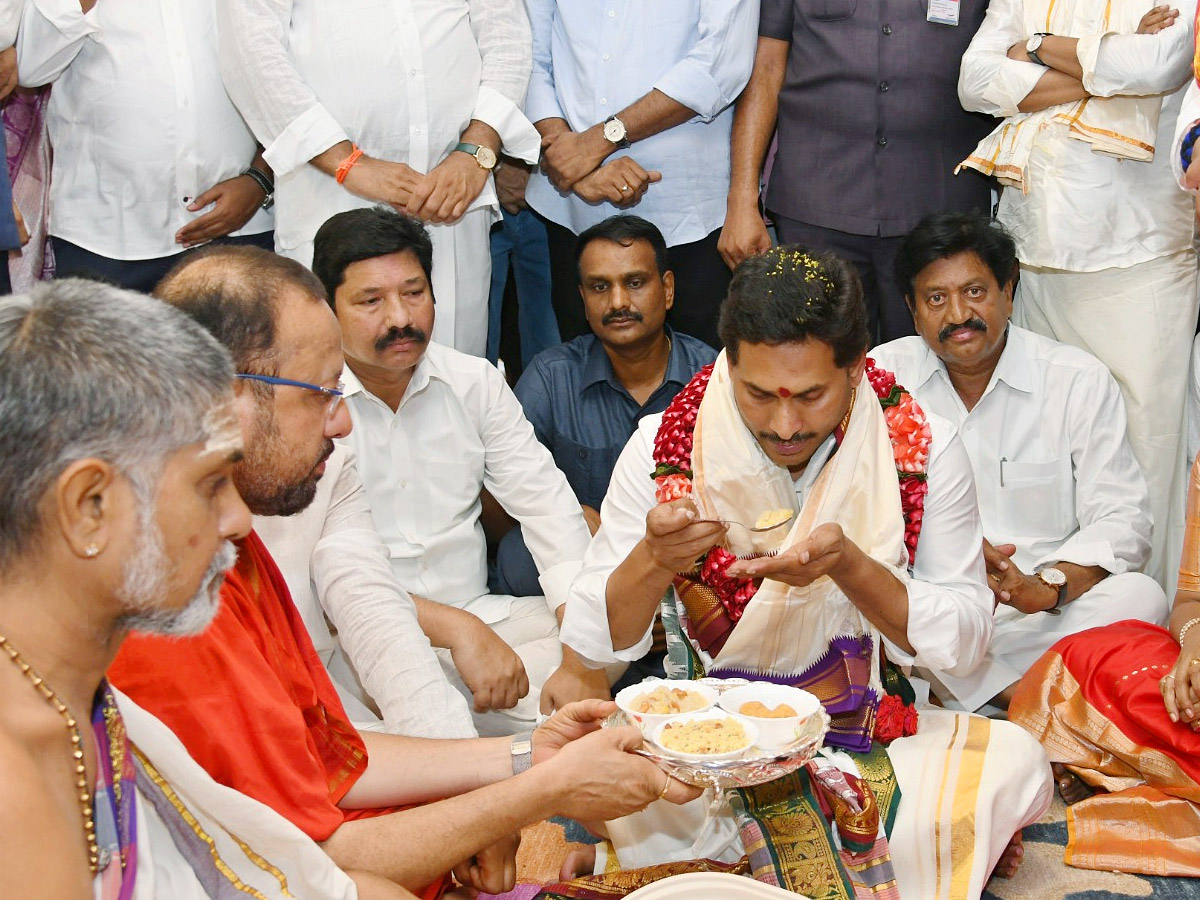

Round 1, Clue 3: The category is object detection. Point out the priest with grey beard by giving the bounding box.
[0,279,406,899]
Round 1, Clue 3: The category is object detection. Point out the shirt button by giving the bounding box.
[577,448,588,459]
[607,9,615,15]
[600,98,608,106]
[879,81,890,92]
[882,23,893,34]
[602,53,611,61]
[877,136,888,147]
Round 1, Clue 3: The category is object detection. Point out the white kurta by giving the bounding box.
[958,0,1195,272]
[17,0,273,260]
[107,690,357,900]
[254,443,476,740]
[340,343,593,733]
[873,329,1169,709]
[562,406,1052,900]
[563,413,992,675]
[959,0,1199,589]
[216,0,541,355]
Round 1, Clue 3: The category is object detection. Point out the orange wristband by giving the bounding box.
[335,145,364,184]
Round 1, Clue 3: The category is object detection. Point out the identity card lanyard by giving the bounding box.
[927,0,960,25]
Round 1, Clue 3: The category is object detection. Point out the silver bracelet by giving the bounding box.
[1177,615,1200,646]
[510,731,533,775]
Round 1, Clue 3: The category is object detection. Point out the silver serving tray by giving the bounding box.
[608,678,831,790]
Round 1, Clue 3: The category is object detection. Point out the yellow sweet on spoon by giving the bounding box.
[754,508,794,529]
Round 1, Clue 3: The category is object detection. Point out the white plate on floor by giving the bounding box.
[626,872,813,899]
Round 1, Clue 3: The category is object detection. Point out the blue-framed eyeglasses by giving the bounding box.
[236,373,345,420]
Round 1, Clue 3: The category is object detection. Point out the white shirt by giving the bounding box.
[341,342,592,624]
[524,0,758,246]
[0,2,19,46]
[215,0,541,260]
[17,0,273,260]
[563,410,993,678]
[254,444,476,739]
[872,328,1153,578]
[958,0,1195,271]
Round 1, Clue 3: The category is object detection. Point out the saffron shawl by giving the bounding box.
[109,532,370,843]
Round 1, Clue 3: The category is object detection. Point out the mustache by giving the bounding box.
[208,540,239,585]
[938,317,987,343]
[758,430,818,446]
[602,309,644,326]
[312,439,335,474]
[375,325,428,351]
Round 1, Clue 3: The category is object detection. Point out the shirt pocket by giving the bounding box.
[551,436,607,510]
[994,458,1075,543]
[425,444,486,529]
[797,0,859,23]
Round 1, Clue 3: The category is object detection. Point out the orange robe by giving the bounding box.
[110,531,448,898]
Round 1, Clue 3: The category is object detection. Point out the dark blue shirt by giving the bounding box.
[0,131,18,254]
[515,330,716,510]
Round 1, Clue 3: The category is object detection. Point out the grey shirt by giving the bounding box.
[761,0,996,237]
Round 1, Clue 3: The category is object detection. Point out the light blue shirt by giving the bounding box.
[524,0,758,246]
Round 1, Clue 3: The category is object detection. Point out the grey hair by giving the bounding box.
[0,279,236,572]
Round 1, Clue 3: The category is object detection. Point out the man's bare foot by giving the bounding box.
[991,830,1024,879]
[559,846,597,881]
[1051,762,1095,805]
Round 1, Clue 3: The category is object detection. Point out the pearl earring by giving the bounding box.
[84,545,99,558]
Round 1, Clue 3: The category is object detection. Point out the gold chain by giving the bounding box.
[839,386,858,433]
[0,632,99,874]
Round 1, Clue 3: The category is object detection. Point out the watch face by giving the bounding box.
[604,117,627,144]
[1027,34,1043,53]
[475,146,497,170]
[1039,567,1067,587]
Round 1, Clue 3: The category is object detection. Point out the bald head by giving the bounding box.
[155,245,328,373]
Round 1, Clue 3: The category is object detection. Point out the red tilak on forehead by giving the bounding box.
[777,387,791,398]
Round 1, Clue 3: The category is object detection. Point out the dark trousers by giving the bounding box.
[541,216,731,349]
[771,215,915,344]
[52,231,276,294]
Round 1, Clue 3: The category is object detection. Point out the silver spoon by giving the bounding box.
[694,511,794,533]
